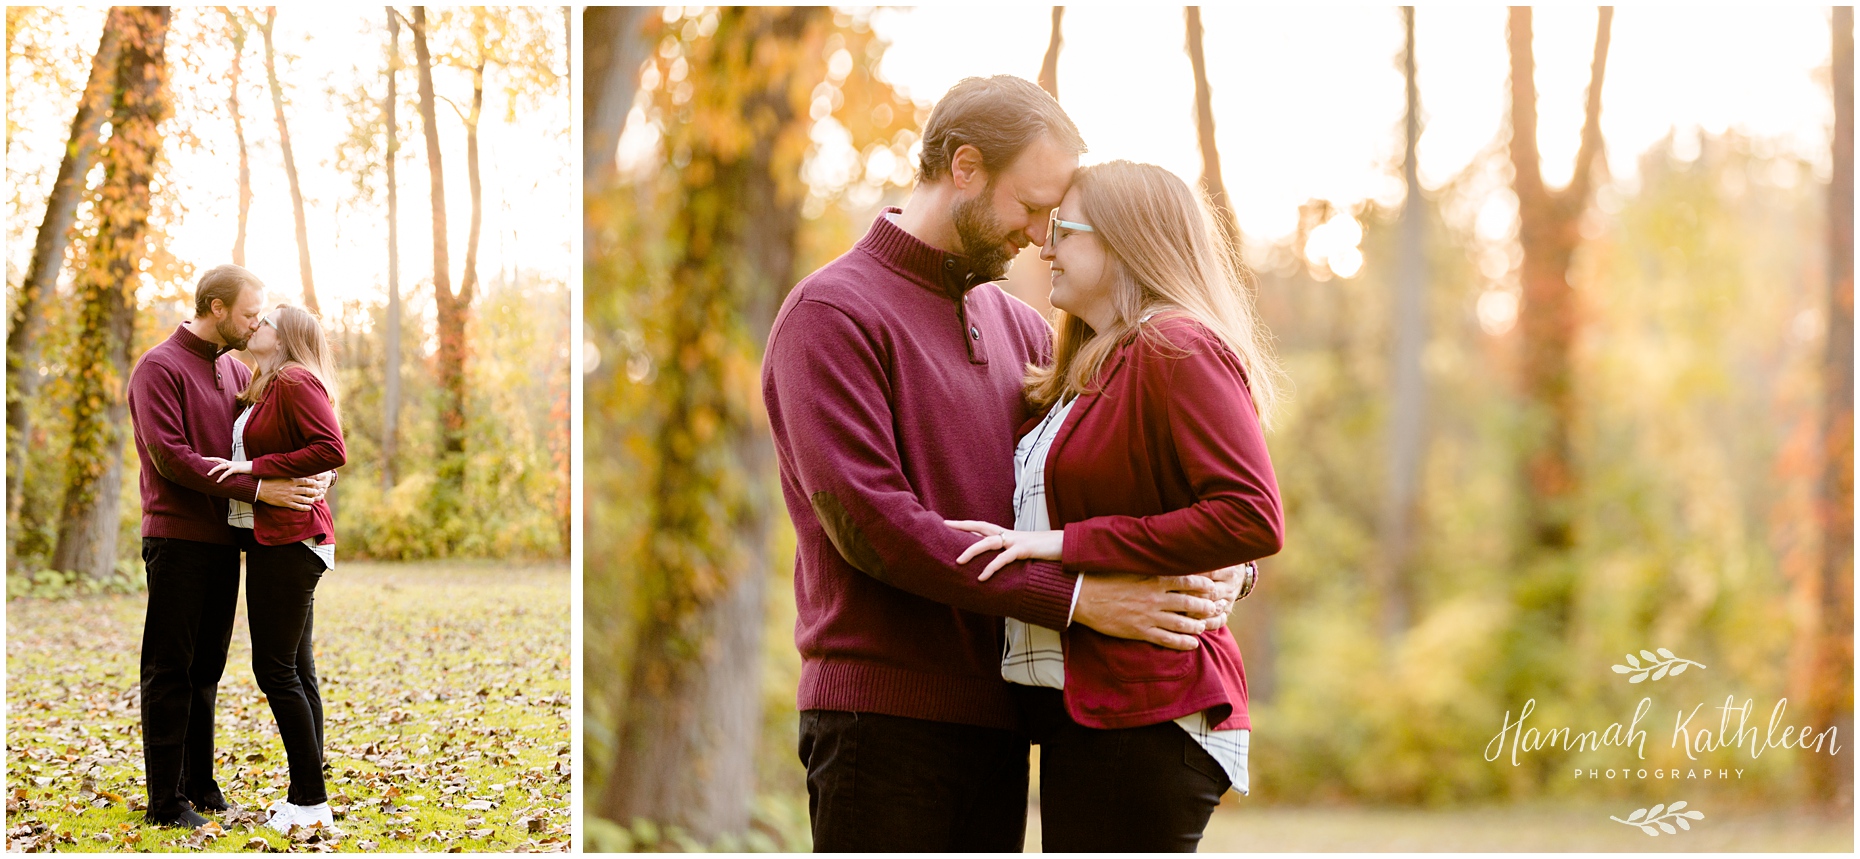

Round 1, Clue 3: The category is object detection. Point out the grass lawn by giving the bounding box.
[6,560,571,853]
[1023,799,1856,852]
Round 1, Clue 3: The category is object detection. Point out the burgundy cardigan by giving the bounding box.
[240,365,345,546]
[763,210,1080,731]
[129,325,263,544]
[1042,315,1283,731]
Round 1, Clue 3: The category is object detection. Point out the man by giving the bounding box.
[762,75,1239,851]
[128,264,327,828]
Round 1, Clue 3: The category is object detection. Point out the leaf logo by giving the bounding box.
[1610,647,1704,683]
[1610,801,1704,836]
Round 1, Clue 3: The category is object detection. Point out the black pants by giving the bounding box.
[798,709,1029,852]
[243,536,327,805]
[1015,685,1230,852]
[139,536,241,819]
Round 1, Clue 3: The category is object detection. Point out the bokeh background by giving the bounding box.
[584,5,1853,852]
[7,6,572,578]
[7,7,574,851]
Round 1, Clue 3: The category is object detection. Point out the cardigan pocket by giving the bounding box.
[1099,636,1196,683]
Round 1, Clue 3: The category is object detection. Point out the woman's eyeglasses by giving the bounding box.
[260,314,276,329]
[1048,209,1094,246]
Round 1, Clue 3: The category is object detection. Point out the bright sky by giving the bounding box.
[868,5,1835,246]
[6,7,571,315]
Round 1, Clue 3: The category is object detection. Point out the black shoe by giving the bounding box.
[145,806,210,829]
[185,791,234,813]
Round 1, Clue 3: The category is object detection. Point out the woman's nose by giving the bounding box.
[1039,241,1055,262]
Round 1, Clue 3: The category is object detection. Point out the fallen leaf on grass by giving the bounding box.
[7,562,573,853]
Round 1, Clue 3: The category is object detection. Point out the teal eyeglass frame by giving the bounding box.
[1048,209,1094,246]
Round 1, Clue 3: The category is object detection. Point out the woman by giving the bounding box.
[946,160,1284,852]
[205,305,345,833]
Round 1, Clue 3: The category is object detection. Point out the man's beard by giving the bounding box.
[216,316,251,351]
[951,187,1015,284]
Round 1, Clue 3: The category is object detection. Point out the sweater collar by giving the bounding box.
[855,207,991,300]
[171,323,233,361]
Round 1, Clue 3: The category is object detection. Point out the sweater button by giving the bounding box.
[944,259,955,270]
[970,326,980,341]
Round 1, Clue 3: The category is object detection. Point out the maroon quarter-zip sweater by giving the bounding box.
[128,324,262,544]
[763,209,1080,730]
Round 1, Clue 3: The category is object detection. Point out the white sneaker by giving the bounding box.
[264,803,297,834]
[293,803,333,829]
[264,801,333,833]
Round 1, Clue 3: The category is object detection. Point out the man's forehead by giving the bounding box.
[235,288,266,310]
[1003,134,1077,208]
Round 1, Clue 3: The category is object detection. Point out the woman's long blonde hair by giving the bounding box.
[238,304,339,413]
[1025,160,1285,426]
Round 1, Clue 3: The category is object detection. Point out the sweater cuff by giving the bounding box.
[1060,520,1095,572]
[224,473,261,503]
[1016,560,1077,630]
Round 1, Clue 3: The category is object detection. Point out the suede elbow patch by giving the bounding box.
[810,491,886,580]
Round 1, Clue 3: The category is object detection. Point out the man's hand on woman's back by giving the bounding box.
[255,476,327,511]
[1073,573,1225,651]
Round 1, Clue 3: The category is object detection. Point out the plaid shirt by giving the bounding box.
[1004,396,1250,794]
[228,406,334,569]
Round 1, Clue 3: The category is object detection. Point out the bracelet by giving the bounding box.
[254,479,262,504]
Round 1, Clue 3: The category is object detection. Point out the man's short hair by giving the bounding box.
[916,75,1086,185]
[194,264,264,317]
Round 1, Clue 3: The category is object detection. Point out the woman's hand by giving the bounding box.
[204,457,252,483]
[946,520,1063,582]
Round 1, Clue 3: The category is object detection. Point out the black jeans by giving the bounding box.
[139,536,241,819]
[1015,685,1231,852]
[798,709,1029,852]
[242,535,327,805]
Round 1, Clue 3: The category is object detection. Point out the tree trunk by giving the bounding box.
[51,6,171,581]
[1510,6,1610,562]
[583,6,653,195]
[261,6,318,314]
[599,8,816,841]
[429,8,484,489]
[1186,6,1242,257]
[1038,7,1063,98]
[411,7,464,487]
[1805,3,1854,809]
[7,9,124,544]
[1378,5,1428,639]
[383,5,402,489]
[225,7,251,266]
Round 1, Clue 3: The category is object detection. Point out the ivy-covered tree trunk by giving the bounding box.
[1505,6,1610,623]
[599,7,821,842]
[261,6,318,314]
[6,9,124,545]
[448,8,486,466]
[382,5,402,489]
[50,6,171,581]
[1508,7,1611,561]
